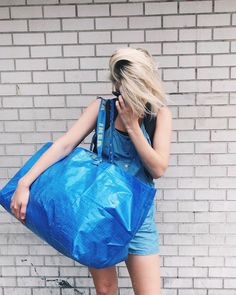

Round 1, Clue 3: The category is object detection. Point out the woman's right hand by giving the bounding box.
[10,183,30,225]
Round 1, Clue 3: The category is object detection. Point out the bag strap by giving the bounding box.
[91,96,116,165]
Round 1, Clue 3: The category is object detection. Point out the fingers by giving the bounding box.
[116,95,125,112]
[20,203,26,222]
[10,200,26,224]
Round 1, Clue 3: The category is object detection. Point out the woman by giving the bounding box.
[10,47,172,294]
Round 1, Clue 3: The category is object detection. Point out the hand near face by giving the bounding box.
[115,95,140,131]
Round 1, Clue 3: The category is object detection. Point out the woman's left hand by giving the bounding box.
[115,95,140,131]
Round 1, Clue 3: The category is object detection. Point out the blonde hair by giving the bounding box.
[109,47,171,119]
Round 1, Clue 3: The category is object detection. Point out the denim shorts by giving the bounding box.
[128,201,160,255]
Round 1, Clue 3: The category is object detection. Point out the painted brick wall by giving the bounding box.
[0,0,236,294]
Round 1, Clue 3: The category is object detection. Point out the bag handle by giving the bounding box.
[93,96,115,165]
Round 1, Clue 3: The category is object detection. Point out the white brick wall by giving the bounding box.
[0,0,235,294]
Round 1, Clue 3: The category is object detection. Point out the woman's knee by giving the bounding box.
[96,283,118,295]
[88,266,118,295]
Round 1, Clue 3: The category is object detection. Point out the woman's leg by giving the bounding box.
[125,253,162,295]
[88,265,118,295]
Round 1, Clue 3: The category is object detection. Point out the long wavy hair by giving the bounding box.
[109,47,170,119]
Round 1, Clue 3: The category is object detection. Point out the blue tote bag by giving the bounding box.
[0,97,157,269]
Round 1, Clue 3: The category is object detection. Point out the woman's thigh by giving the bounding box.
[88,265,118,294]
[125,253,162,295]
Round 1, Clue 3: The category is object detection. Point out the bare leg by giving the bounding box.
[125,253,162,295]
[88,265,118,295]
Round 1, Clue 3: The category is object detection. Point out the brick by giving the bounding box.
[214,54,236,66]
[146,29,178,42]
[179,1,212,13]
[111,3,143,16]
[1,72,32,83]
[46,32,77,44]
[0,0,24,5]
[214,28,236,40]
[197,67,229,79]
[212,80,236,92]
[196,118,227,129]
[80,57,108,69]
[31,46,62,57]
[179,81,210,92]
[0,8,10,19]
[0,46,29,58]
[112,30,143,43]
[196,189,226,201]
[132,16,162,28]
[44,5,76,18]
[196,93,228,105]
[51,108,81,119]
[211,154,236,165]
[96,17,128,30]
[0,60,14,71]
[196,166,227,176]
[11,6,43,18]
[81,82,110,94]
[79,31,110,43]
[5,121,34,132]
[163,15,195,28]
[163,69,195,81]
[178,177,209,188]
[29,19,60,31]
[63,45,94,57]
[163,212,194,222]
[33,71,64,83]
[179,55,211,67]
[179,106,211,118]
[28,0,58,4]
[13,33,45,45]
[212,130,236,142]
[19,109,50,120]
[198,14,230,27]
[179,29,211,41]
[78,4,109,17]
[178,154,210,165]
[0,85,16,95]
[194,279,222,289]
[197,41,229,53]
[65,70,96,82]
[215,0,236,12]
[163,42,195,54]
[48,58,79,69]
[16,84,48,95]
[49,83,80,95]
[0,20,27,32]
[0,34,12,45]
[34,96,65,107]
[231,67,236,78]
[62,18,94,31]
[16,59,47,70]
[145,2,177,15]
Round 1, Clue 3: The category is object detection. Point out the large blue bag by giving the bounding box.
[0,97,157,268]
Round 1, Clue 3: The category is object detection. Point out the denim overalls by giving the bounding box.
[92,98,160,255]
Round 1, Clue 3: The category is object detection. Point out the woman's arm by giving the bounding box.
[19,98,101,188]
[127,105,172,179]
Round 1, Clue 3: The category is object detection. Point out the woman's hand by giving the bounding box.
[10,183,30,225]
[115,95,140,131]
